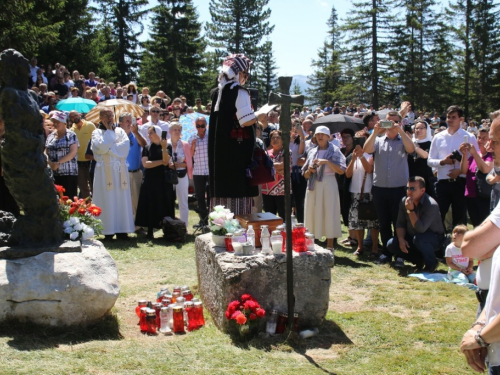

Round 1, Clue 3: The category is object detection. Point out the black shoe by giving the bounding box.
[116,233,130,240]
[103,235,114,241]
[373,254,391,264]
[422,263,438,273]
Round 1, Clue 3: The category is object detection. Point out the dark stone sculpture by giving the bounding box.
[0,49,62,246]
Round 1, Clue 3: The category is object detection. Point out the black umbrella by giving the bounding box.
[310,114,365,134]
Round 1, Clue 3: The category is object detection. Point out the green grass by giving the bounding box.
[0,204,479,374]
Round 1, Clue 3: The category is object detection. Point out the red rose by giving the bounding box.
[249,313,257,320]
[240,294,252,302]
[54,185,65,193]
[69,207,77,215]
[235,313,247,325]
[256,308,265,318]
[225,310,230,320]
[244,300,257,311]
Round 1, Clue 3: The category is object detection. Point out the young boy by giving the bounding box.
[445,225,475,283]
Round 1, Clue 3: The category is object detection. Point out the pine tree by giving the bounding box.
[139,0,205,102]
[340,0,397,108]
[254,40,278,106]
[0,1,65,59]
[205,0,274,72]
[306,6,342,106]
[97,0,149,83]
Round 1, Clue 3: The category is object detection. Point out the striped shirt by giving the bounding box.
[189,132,209,175]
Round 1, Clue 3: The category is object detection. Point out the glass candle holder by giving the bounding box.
[271,230,283,255]
[146,309,157,335]
[136,300,147,318]
[266,309,278,334]
[292,223,306,252]
[173,306,185,333]
[306,232,315,251]
[139,307,148,333]
[225,233,234,252]
[194,301,205,327]
[276,312,288,334]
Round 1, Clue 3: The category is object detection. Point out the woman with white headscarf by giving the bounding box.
[408,119,435,197]
[208,54,258,215]
[135,125,173,239]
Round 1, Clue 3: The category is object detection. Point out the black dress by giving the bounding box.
[407,140,436,197]
[135,143,174,230]
[208,84,258,199]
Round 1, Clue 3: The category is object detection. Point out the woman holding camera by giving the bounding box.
[167,121,193,226]
[408,120,435,197]
[459,128,493,227]
[345,140,380,256]
[135,125,173,239]
[302,126,346,251]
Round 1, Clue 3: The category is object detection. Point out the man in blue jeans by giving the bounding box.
[387,176,444,271]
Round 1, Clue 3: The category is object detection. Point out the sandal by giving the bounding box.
[368,252,379,260]
[340,237,352,244]
[353,249,364,256]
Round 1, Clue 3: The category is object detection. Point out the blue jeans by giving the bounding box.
[387,231,442,268]
[372,186,406,249]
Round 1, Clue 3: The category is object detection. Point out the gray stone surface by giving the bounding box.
[0,239,119,326]
[195,233,334,332]
[0,240,81,260]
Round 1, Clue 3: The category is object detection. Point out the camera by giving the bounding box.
[450,150,462,162]
[404,124,413,134]
[380,120,393,129]
[353,136,366,148]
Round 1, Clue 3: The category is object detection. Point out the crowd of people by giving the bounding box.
[3,54,500,373]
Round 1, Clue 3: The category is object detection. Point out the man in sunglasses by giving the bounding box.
[364,110,415,265]
[387,176,444,271]
[140,106,169,144]
[189,116,210,228]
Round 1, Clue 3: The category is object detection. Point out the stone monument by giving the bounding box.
[0,49,62,247]
[0,49,120,326]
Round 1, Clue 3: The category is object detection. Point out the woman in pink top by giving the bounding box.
[261,130,289,218]
[460,128,493,226]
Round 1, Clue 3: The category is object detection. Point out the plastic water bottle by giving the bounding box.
[261,225,272,254]
[247,225,255,249]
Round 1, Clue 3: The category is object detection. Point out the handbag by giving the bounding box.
[165,168,179,185]
[476,169,492,199]
[357,171,378,221]
[247,143,275,186]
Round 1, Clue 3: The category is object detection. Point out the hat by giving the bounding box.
[314,125,330,136]
[49,111,67,123]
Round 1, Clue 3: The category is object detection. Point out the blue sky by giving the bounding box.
[143,0,352,77]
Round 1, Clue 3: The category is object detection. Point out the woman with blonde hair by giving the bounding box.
[126,83,138,104]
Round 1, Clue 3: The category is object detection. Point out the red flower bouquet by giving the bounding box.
[225,294,265,338]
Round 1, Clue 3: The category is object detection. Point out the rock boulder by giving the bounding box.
[0,239,120,326]
[195,233,334,332]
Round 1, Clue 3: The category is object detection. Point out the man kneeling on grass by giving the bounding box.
[387,176,444,271]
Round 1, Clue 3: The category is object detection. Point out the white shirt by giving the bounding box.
[427,127,478,179]
[483,204,500,365]
[477,257,493,290]
[445,243,469,269]
[349,153,373,193]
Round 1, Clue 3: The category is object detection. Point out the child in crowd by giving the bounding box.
[445,225,475,283]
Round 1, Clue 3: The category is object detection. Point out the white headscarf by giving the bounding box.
[412,121,432,144]
[214,54,253,112]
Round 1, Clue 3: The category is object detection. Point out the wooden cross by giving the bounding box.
[268,77,304,331]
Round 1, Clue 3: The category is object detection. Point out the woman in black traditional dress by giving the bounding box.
[135,126,172,239]
[208,54,258,215]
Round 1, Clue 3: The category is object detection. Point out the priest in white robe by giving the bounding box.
[91,107,135,239]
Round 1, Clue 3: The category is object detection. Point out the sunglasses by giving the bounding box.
[151,110,160,113]
[406,186,416,191]
[196,124,206,128]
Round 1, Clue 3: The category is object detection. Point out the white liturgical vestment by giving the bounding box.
[91,126,135,235]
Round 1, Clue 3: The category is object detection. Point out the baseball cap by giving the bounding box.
[49,111,67,123]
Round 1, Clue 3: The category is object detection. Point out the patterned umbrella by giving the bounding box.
[178,113,210,141]
[55,97,97,113]
[84,99,144,124]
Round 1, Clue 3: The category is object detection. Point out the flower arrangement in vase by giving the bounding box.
[208,205,241,246]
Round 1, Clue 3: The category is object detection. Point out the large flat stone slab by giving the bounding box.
[0,239,119,326]
[195,233,334,332]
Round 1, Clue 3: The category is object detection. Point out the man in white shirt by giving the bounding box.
[428,105,479,227]
[140,107,169,143]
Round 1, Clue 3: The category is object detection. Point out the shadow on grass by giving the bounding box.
[0,313,123,351]
[333,253,373,269]
[228,319,350,373]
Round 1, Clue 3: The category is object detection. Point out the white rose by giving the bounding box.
[63,220,72,228]
[85,228,94,238]
[69,217,80,225]
[74,223,83,231]
[64,227,73,234]
[69,231,79,240]
[214,205,225,212]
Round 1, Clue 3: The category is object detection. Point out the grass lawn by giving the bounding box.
[0,205,478,374]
